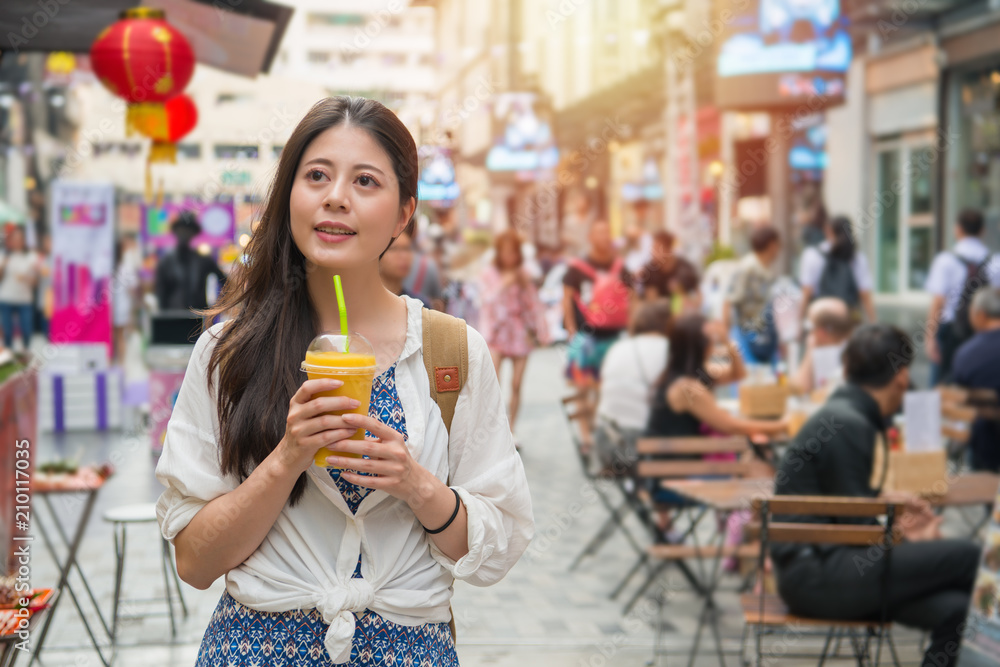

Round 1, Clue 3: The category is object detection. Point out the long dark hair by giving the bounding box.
[493,230,524,271]
[203,97,418,505]
[826,215,856,261]
[657,314,712,391]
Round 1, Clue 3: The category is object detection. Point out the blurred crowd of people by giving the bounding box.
[3,198,1000,471]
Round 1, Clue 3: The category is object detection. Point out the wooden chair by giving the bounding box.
[559,392,645,573]
[741,496,903,667]
[617,435,755,614]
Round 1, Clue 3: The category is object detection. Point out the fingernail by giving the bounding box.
[348,399,361,409]
[343,412,357,422]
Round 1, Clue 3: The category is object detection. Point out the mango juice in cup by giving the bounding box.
[300,333,377,467]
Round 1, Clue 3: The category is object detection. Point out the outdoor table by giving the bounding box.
[28,466,113,667]
[0,591,58,667]
[657,471,1000,667]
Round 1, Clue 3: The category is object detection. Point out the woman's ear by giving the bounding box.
[394,197,417,237]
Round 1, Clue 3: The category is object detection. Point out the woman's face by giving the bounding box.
[498,241,520,270]
[6,229,25,252]
[289,123,414,271]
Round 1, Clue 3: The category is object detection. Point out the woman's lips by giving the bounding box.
[315,229,356,244]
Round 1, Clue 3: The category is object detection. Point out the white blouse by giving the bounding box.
[155,296,534,663]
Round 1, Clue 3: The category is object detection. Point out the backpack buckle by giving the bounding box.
[435,366,460,393]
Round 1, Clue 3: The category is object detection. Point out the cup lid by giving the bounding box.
[300,332,377,374]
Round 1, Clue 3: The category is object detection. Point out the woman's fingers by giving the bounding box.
[298,395,363,420]
[343,413,398,443]
[291,378,342,404]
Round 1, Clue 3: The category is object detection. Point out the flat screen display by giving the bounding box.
[715,0,851,110]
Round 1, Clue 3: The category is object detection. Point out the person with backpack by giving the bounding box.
[562,219,633,451]
[925,208,1000,384]
[798,214,876,324]
[722,224,782,364]
[154,97,533,667]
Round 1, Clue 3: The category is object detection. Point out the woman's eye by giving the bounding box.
[357,174,378,187]
[306,169,326,181]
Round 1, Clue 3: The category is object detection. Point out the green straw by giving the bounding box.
[333,275,349,352]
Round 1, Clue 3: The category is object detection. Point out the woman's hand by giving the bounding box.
[275,379,361,475]
[324,413,427,505]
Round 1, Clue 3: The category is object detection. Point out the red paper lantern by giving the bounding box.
[133,93,198,163]
[89,8,195,134]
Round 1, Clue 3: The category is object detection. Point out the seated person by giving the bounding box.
[647,314,789,440]
[951,287,1000,472]
[774,324,979,667]
[791,297,854,395]
[645,314,787,540]
[594,299,672,473]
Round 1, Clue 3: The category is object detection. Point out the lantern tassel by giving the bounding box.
[149,141,177,164]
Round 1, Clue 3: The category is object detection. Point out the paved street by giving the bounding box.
[24,344,953,667]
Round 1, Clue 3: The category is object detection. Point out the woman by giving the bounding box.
[798,215,876,323]
[478,230,549,445]
[155,97,534,666]
[594,299,671,473]
[647,314,789,440]
[0,227,39,351]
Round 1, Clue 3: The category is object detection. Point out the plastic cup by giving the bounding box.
[300,332,377,467]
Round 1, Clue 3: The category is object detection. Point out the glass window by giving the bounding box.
[216,92,254,104]
[214,144,259,160]
[909,146,934,215]
[177,143,201,160]
[308,13,364,26]
[909,226,934,290]
[876,149,900,293]
[308,51,331,64]
[957,65,1000,250]
[272,145,284,160]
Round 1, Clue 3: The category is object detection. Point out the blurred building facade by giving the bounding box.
[828,0,1000,313]
[273,0,438,132]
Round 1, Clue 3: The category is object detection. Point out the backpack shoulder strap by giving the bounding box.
[421,308,469,437]
[570,257,597,279]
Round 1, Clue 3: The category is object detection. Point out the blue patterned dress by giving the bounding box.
[195,364,459,667]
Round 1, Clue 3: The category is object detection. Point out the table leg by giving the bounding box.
[39,494,112,638]
[28,490,112,667]
[685,514,732,667]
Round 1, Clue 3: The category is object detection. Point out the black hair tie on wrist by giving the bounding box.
[424,488,461,535]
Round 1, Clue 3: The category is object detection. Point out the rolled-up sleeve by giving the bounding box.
[155,323,239,542]
[428,326,534,585]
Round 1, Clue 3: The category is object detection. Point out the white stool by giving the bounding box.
[102,503,188,643]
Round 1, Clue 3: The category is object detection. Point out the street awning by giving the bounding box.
[0,200,27,225]
[0,0,292,77]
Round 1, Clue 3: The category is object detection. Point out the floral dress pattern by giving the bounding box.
[477,265,548,357]
[194,364,459,667]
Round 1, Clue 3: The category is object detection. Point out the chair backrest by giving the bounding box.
[637,436,749,457]
[748,495,902,630]
[635,436,753,480]
[748,496,902,547]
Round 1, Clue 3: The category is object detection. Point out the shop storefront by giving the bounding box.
[865,43,940,295]
[943,22,1000,253]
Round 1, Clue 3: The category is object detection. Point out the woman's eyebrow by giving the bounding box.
[301,157,385,177]
[354,163,386,176]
